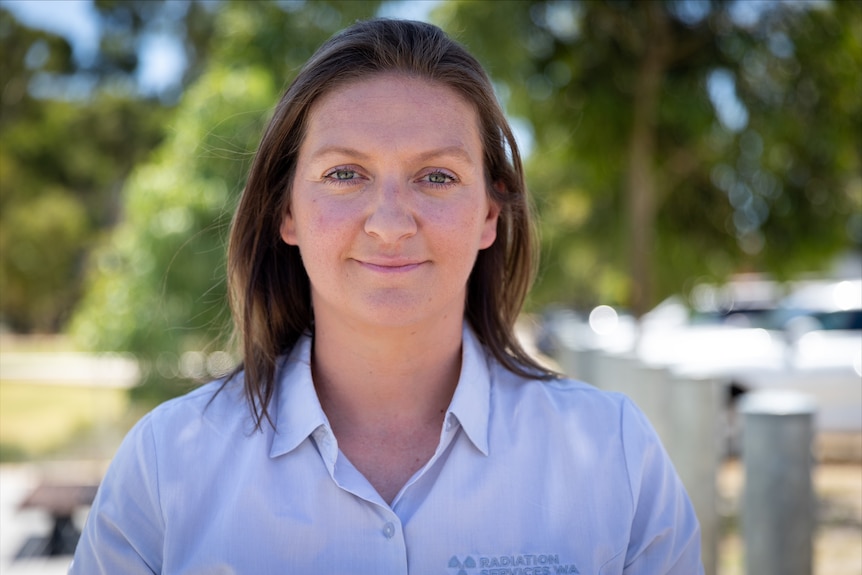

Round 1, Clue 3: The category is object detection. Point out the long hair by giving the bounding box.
[227,18,555,430]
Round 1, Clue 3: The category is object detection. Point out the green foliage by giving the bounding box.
[70,0,381,403]
[71,65,274,373]
[0,8,174,331]
[91,0,218,94]
[0,0,221,333]
[19,0,859,406]
[438,0,861,313]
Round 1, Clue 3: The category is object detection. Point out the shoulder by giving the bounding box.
[124,375,260,456]
[492,364,633,426]
[147,375,245,421]
[488,363,665,474]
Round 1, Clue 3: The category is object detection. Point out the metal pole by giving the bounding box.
[670,373,721,575]
[740,390,816,575]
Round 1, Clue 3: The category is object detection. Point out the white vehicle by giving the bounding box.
[540,277,862,433]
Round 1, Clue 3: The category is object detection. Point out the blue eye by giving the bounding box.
[423,171,456,187]
[323,168,362,187]
[332,169,356,180]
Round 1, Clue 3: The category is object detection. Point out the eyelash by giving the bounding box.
[322,168,362,187]
[422,170,458,189]
[322,168,458,189]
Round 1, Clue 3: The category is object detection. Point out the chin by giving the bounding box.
[358,296,457,330]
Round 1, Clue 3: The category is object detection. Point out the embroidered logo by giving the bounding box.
[448,554,579,574]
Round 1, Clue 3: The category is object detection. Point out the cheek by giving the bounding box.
[293,201,358,259]
[426,204,487,261]
[294,199,339,238]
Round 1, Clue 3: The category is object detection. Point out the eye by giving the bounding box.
[328,169,357,181]
[322,167,363,187]
[421,170,457,188]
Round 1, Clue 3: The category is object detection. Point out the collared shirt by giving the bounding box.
[70,326,703,575]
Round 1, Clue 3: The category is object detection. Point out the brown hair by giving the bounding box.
[227,18,555,430]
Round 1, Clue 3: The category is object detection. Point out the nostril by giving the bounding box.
[364,211,417,241]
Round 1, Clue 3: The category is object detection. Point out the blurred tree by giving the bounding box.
[437,0,861,315]
[0,1,218,332]
[70,0,381,404]
[0,11,159,331]
[92,0,218,99]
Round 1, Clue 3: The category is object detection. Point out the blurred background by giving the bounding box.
[0,0,859,573]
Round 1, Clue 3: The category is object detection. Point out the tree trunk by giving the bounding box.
[626,4,670,318]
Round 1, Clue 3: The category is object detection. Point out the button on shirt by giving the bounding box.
[70,326,703,574]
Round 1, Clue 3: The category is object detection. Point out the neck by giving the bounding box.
[311,315,464,431]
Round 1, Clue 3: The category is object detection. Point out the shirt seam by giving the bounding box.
[619,398,637,510]
[619,395,639,573]
[146,414,168,538]
[598,546,626,573]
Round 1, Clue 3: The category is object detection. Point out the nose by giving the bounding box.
[364,181,417,243]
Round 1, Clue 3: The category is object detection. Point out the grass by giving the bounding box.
[0,381,131,461]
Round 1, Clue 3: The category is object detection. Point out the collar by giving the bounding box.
[268,323,492,458]
[446,324,491,455]
[269,335,330,458]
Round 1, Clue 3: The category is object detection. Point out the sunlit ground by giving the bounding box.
[0,335,140,461]
[0,382,130,460]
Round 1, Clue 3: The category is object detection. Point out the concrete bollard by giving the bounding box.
[573,349,601,385]
[576,348,600,387]
[553,342,580,380]
[632,363,674,451]
[740,390,816,575]
[669,373,721,575]
[592,351,638,392]
[554,345,600,386]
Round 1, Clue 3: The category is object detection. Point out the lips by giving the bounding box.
[354,257,426,273]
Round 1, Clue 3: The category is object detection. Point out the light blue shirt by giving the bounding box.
[71,326,703,574]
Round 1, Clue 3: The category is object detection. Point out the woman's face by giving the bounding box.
[281,73,500,331]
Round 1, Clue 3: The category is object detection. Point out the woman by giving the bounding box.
[71,19,703,574]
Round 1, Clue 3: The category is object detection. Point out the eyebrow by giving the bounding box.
[413,145,477,165]
[307,145,478,165]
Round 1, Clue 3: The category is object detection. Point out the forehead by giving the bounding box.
[302,73,483,156]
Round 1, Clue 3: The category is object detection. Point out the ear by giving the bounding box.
[279,208,299,246]
[479,190,502,250]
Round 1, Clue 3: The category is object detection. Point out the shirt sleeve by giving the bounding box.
[619,397,704,575]
[69,413,164,575]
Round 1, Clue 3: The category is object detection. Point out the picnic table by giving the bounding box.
[17,483,99,556]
